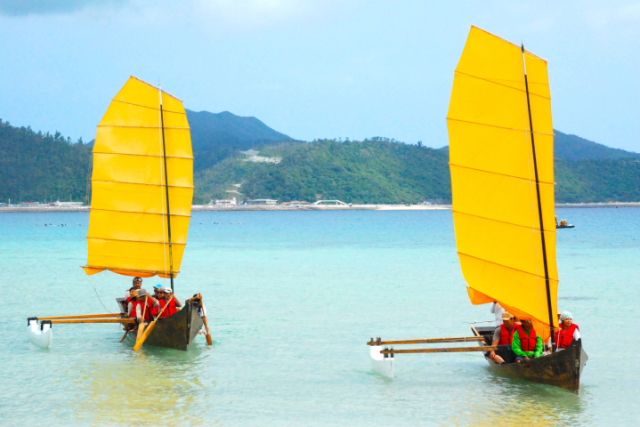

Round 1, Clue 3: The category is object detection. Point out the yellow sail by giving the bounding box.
[447,27,558,337]
[83,76,193,278]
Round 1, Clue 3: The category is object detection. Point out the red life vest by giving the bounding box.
[498,324,515,345]
[555,324,579,349]
[515,325,538,352]
[158,298,178,318]
[130,299,153,322]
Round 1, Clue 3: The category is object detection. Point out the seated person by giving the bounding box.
[152,284,164,299]
[555,311,580,351]
[127,289,158,323]
[186,293,212,341]
[155,288,182,318]
[125,277,144,303]
[489,311,516,364]
[512,318,544,362]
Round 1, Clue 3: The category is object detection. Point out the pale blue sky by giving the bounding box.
[1,0,638,151]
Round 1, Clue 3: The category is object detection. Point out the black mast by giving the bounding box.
[522,44,556,346]
[159,89,175,292]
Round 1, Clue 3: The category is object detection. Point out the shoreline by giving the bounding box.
[0,202,639,213]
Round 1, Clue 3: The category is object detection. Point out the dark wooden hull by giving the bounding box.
[474,326,588,393]
[557,225,575,229]
[128,302,204,351]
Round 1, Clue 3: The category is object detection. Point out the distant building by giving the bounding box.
[214,198,237,207]
[313,200,348,206]
[246,199,278,206]
[18,202,41,207]
[50,201,83,207]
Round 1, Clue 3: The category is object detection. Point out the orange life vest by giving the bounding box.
[515,325,537,352]
[130,298,153,322]
[498,324,515,345]
[555,323,579,349]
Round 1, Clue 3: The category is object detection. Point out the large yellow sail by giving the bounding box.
[447,27,558,336]
[83,76,194,279]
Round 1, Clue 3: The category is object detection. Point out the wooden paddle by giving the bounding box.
[133,295,173,352]
[135,297,148,343]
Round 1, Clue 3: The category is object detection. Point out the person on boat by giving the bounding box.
[125,277,144,301]
[152,283,164,299]
[512,318,544,362]
[555,311,580,351]
[491,302,505,326]
[128,289,158,323]
[186,293,212,338]
[489,312,516,364]
[154,287,182,318]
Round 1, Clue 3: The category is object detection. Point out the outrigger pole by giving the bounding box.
[159,87,175,292]
[522,44,556,346]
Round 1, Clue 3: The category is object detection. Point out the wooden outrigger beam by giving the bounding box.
[381,346,497,354]
[49,319,136,324]
[367,336,485,346]
[36,313,124,320]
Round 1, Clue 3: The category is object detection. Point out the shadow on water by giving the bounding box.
[447,366,592,426]
[68,342,215,426]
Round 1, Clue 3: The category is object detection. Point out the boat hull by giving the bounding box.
[474,326,588,393]
[128,302,204,351]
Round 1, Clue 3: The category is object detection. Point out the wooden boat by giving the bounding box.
[557,224,575,229]
[473,326,588,393]
[447,27,588,392]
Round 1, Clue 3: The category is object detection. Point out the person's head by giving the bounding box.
[560,311,573,327]
[521,318,533,331]
[132,277,143,288]
[153,284,163,296]
[163,288,172,298]
[136,289,148,299]
[130,289,139,299]
[502,312,514,328]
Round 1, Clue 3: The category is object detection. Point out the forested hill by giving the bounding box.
[1,116,639,205]
[187,110,295,171]
[194,138,640,204]
[0,119,91,203]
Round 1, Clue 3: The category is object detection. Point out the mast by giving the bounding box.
[159,88,175,291]
[522,44,556,346]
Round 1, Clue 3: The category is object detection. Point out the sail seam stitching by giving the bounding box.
[458,252,559,282]
[97,125,190,130]
[87,237,188,245]
[93,151,193,160]
[450,163,555,185]
[110,98,186,114]
[446,117,554,136]
[92,179,194,189]
[90,207,192,217]
[453,70,551,100]
[452,209,556,232]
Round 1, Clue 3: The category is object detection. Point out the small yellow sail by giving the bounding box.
[447,27,558,336]
[83,76,193,278]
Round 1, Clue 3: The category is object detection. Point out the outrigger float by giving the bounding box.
[27,77,210,352]
[368,27,588,393]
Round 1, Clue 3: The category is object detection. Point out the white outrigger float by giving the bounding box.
[27,318,53,349]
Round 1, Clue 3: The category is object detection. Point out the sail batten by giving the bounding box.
[448,27,558,337]
[85,76,193,279]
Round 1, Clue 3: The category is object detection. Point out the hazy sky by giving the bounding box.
[1,0,638,151]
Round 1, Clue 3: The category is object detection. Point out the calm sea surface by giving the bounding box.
[1,208,638,426]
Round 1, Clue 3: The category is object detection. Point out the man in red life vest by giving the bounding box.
[155,287,182,318]
[512,318,544,363]
[555,311,580,351]
[125,277,145,303]
[128,289,158,323]
[489,311,516,364]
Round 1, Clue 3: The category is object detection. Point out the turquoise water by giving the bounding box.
[1,208,638,426]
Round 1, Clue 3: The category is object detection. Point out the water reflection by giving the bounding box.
[70,343,214,426]
[448,367,592,426]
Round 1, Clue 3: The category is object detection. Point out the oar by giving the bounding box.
[136,297,149,343]
[119,330,129,342]
[367,336,485,346]
[133,296,174,352]
[381,346,497,354]
[37,313,123,320]
[49,319,136,324]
